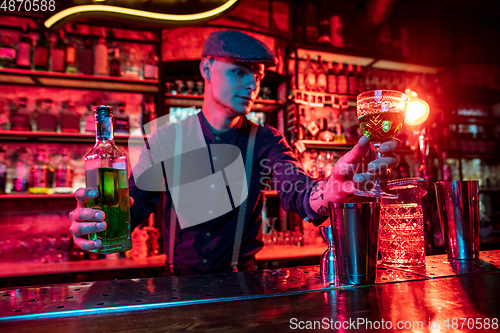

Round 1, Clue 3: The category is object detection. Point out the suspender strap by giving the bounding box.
[168,207,176,274]
[231,124,258,272]
[167,122,184,275]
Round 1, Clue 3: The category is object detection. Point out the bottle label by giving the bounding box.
[0,47,16,60]
[17,43,31,67]
[112,162,126,170]
[52,49,65,72]
[307,121,319,136]
[305,73,316,91]
[328,74,337,93]
[94,45,108,75]
[316,73,327,92]
[66,47,76,64]
[85,116,95,132]
[144,64,158,79]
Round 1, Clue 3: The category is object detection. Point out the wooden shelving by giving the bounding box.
[0,68,159,93]
[0,130,147,144]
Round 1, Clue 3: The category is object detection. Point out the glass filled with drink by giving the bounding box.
[356,90,408,198]
[379,178,427,267]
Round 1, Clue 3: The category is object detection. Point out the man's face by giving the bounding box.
[206,57,265,116]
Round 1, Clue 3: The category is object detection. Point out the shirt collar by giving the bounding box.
[198,111,244,142]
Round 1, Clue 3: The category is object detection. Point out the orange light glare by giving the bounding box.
[404,90,430,126]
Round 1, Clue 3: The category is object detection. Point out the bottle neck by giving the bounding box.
[95,116,114,143]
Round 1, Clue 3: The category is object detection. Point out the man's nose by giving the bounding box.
[245,75,257,92]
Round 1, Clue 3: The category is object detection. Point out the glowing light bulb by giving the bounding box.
[404,90,430,126]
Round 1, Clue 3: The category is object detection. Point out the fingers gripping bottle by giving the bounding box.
[85,105,132,254]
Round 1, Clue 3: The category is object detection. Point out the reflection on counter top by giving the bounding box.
[1,251,499,327]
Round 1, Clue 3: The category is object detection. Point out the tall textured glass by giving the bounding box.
[85,105,132,254]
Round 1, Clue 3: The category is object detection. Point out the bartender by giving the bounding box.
[69,30,400,275]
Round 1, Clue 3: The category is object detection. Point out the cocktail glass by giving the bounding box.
[356,90,408,198]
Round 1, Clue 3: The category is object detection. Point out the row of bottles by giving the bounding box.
[300,149,341,179]
[293,54,365,96]
[291,105,361,146]
[292,54,439,97]
[0,96,156,135]
[166,79,273,100]
[0,24,159,79]
[1,146,73,194]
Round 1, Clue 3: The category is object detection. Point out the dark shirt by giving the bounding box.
[129,112,326,275]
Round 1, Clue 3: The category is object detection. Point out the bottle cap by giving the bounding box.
[95,105,113,121]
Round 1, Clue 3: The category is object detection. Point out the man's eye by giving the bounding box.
[233,69,243,75]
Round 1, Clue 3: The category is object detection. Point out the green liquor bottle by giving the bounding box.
[85,105,132,254]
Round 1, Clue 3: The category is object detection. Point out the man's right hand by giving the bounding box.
[69,188,106,251]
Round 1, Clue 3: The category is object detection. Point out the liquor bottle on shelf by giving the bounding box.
[65,36,77,74]
[114,102,130,134]
[124,46,142,79]
[36,99,57,132]
[303,54,316,92]
[334,122,346,143]
[297,106,308,140]
[318,118,335,142]
[356,65,365,94]
[78,38,93,75]
[81,99,100,134]
[0,146,6,194]
[0,35,16,68]
[109,45,122,77]
[84,105,132,254]
[308,150,319,178]
[60,101,80,133]
[29,147,54,194]
[144,51,159,80]
[347,63,357,96]
[292,58,305,90]
[51,31,66,72]
[195,81,204,95]
[327,61,337,94]
[303,107,319,140]
[12,147,30,193]
[94,32,108,76]
[316,152,324,178]
[0,100,10,130]
[16,23,32,70]
[141,97,157,133]
[33,32,50,71]
[10,97,30,131]
[324,151,334,178]
[337,63,348,95]
[186,80,195,95]
[55,148,73,193]
[315,56,327,92]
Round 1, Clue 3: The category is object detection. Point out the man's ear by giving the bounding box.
[199,57,212,81]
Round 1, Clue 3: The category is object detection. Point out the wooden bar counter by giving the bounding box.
[1,251,500,332]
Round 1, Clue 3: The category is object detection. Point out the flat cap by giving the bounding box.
[202,30,277,67]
